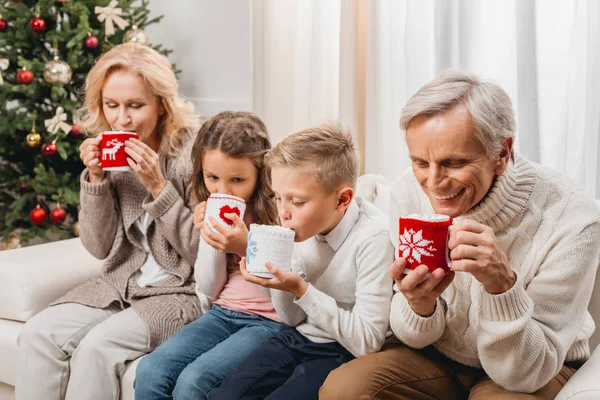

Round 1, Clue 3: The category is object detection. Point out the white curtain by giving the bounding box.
[252,0,600,197]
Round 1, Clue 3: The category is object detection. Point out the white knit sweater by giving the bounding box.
[388,153,600,393]
[272,198,394,357]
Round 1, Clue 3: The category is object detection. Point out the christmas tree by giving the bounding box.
[0,0,174,248]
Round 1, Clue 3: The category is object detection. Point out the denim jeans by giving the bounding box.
[134,304,280,400]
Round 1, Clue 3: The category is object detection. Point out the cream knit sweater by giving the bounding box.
[388,153,600,393]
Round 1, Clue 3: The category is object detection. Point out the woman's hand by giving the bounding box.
[124,139,167,198]
[389,257,455,317]
[448,219,516,294]
[79,137,105,183]
[193,202,207,231]
[200,213,249,257]
[239,257,308,298]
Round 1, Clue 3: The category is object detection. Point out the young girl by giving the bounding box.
[134,111,281,400]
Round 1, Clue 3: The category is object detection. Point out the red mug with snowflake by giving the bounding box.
[398,214,453,274]
[204,194,246,232]
[100,131,138,171]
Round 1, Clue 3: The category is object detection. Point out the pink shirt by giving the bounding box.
[214,270,281,322]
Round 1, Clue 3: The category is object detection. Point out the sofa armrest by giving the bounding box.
[555,345,600,400]
[0,238,103,322]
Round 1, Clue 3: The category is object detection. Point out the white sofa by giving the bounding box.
[0,185,599,400]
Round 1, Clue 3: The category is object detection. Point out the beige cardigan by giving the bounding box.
[52,130,200,348]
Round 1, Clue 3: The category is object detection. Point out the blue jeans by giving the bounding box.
[134,304,280,400]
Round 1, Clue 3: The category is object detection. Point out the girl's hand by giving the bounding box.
[79,137,105,183]
[193,201,207,231]
[124,139,167,198]
[239,257,308,298]
[200,213,248,256]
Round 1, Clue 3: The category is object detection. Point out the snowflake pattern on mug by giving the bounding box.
[246,231,258,264]
[398,228,436,264]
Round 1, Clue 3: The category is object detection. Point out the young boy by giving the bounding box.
[208,122,394,399]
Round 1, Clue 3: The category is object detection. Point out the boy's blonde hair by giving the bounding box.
[266,122,359,193]
[79,43,200,157]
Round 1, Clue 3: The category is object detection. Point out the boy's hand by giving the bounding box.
[239,257,308,298]
[201,213,248,256]
[389,257,454,318]
[193,201,207,231]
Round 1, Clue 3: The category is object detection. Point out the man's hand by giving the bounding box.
[448,219,516,294]
[389,257,455,317]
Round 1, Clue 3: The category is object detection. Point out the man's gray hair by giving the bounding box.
[400,71,515,160]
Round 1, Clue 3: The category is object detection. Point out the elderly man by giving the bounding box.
[320,72,600,399]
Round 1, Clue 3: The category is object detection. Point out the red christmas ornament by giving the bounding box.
[17,69,34,85]
[30,17,46,32]
[19,180,29,191]
[0,18,7,32]
[41,142,58,157]
[70,124,81,136]
[30,205,47,225]
[50,205,67,225]
[84,35,99,49]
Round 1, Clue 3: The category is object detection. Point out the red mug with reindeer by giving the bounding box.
[100,131,139,171]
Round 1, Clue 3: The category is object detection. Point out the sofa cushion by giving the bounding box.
[0,238,102,322]
[0,319,21,386]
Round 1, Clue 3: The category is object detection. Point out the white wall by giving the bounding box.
[146,0,253,117]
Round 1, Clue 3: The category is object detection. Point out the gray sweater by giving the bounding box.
[271,198,394,357]
[52,130,201,348]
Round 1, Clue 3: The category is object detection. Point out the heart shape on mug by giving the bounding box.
[219,205,241,225]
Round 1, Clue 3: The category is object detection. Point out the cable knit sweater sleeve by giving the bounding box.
[143,133,199,266]
[477,222,600,393]
[194,237,227,314]
[78,170,119,260]
[390,292,446,348]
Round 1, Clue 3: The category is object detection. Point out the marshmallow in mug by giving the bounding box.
[398,213,453,275]
[204,194,246,231]
[246,224,295,278]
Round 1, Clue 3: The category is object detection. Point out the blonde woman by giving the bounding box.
[16,43,201,400]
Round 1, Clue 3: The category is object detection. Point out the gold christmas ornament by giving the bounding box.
[73,221,80,237]
[43,56,72,85]
[44,40,72,85]
[123,25,149,46]
[26,130,42,147]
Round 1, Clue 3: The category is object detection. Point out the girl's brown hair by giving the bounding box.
[192,111,278,227]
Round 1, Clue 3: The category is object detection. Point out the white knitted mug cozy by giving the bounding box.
[204,194,246,231]
[246,224,295,278]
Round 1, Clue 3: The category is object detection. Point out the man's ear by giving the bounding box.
[494,137,514,175]
[335,186,354,212]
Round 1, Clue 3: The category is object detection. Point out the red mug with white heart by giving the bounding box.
[204,194,246,231]
[100,131,138,171]
[398,213,453,274]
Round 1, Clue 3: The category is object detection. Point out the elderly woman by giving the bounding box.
[320,72,600,399]
[16,43,201,400]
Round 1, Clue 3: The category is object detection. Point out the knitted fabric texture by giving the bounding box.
[51,129,201,348]
[246,224,295,278]
[398,214,453,273]
[388,153,600,392]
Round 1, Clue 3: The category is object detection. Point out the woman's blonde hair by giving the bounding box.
[78,43,200,156]
[191,111,278,227]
